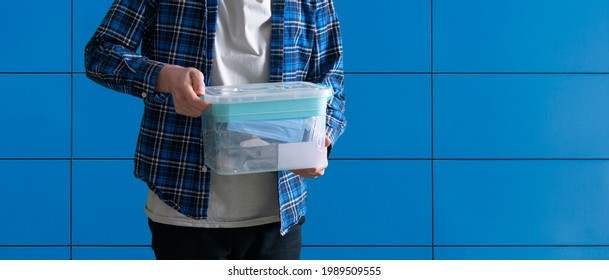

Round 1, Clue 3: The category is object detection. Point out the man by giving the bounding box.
[85,0,345,260]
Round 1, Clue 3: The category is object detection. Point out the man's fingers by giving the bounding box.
[292,167,325,178]
[190,69,206,96]
[173,90,208,117]
[190,94,211,111]
[186,68,209,110]
[167,67,210,117]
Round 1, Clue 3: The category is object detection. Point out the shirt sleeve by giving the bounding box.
[84,0,165,99]
[307,0,347,147]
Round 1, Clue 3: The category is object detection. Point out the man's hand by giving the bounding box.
[155,65,211,117]
[291,137,331,178]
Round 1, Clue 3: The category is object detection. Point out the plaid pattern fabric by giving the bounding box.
[85,0,345,235]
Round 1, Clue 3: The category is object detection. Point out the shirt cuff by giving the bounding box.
[132,59,166,99]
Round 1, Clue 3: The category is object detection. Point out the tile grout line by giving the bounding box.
[70,0,74,260]
[4,71,609,75]
[430,0,435,261]
[4,158,609,161]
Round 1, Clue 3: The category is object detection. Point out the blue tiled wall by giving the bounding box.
[1,0,609,260]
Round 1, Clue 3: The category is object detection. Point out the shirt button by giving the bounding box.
[142,92,148,98]
[201,165,208,172]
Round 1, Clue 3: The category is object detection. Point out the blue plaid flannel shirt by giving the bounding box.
[84,0,345,235]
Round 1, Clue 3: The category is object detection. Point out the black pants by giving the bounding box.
[148,218,303,260]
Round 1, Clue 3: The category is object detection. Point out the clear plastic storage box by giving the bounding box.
[201,82,332,175]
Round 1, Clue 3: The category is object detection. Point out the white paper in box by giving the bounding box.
[277,142,327,170]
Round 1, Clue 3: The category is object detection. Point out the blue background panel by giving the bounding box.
[0,247,70,260]
[334,0,430,72]
[72,160,150,245]
[435,247,609,260]
[434,160,609,246]
[72,247,155,260]
[434,74,609,159]
[0,75,71,158]
[73,75,143,158]
[0,161,70,245]
[0,1,71,72]
[73,0,115,72]
[331,74,430,159]
[433,0,609,72]
[304,160,431,246]
[302,247,431,260]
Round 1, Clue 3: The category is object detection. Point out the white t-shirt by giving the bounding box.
[145,0,279,228]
